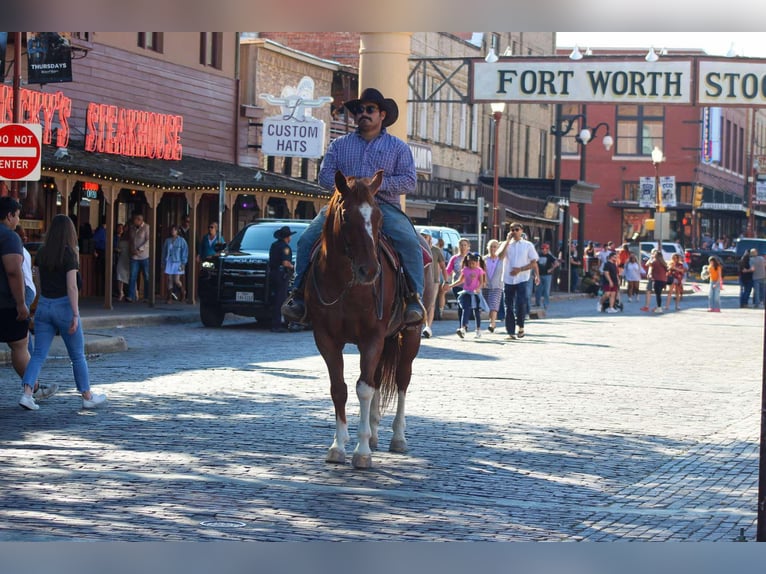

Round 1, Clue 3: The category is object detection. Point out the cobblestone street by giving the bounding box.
[0,285,762,541]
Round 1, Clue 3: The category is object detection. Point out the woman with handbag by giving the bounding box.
[18,215,107,411]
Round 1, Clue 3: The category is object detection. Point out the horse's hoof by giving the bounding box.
[389,439,408,453]
[326,448,346,464]
[352,452,372,469]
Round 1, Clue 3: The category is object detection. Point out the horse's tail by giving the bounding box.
[378,333,401,413]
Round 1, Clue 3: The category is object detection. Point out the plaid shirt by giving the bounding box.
[318,128,416,204]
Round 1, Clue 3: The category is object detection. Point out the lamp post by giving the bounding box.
[652,145,665,248]
[551,104,612,289]
[490,102,505,240]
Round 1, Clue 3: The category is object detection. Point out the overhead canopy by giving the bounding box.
[41,142,326,196]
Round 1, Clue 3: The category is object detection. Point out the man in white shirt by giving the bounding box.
[597,241,614,272]
[497,223,539,340]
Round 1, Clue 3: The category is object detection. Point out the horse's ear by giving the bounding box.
[369,170,384,196]
[335,170,349,196]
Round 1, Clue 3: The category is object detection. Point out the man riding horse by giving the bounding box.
[282,87,426,325]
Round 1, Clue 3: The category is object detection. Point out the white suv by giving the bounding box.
[639,241,684,263]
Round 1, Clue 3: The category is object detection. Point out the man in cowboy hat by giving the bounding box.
[282,87,424,325]
[269,225,296,332]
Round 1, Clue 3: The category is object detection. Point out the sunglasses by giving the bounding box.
[208,226,216,229]
[355,105,379,115]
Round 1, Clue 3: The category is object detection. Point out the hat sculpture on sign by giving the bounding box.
[343,88,399,128]
[273,226,297,239]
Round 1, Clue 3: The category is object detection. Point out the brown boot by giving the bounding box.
[403,294,426,325]
[281,291,307,324]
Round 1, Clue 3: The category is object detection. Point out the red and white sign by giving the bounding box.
[0,123,42,181]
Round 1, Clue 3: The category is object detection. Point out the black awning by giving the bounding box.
[42,141,326,196]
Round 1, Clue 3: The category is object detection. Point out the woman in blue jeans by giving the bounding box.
[18,215,107,411]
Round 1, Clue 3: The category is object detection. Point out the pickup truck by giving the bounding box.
[684,238,766,278]
[198,219,309,327]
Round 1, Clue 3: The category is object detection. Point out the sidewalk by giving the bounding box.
[0,298,200,367]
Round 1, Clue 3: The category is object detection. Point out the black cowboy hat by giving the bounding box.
[273,225,297,239]
[343,88,399,128]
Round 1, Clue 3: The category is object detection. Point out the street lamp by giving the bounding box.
[551,104,612,289]
[490,101,505,240]
[652,145,665,248]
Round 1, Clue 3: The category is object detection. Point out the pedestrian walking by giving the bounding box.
[446,238,472,330]
[420,229,447,339]
[449,252,487,339]
[161,224,188,304]
[598,251,620,313]
[534,243,559,309]
[114,223,130,301]
[497,223,539,340]
[18,214,106,411]
[482,239,504,333]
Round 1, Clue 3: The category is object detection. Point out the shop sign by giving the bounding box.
[473,57,766,107]
[701,203,746,211]
[0,123,42,181]
[756,181,766,203]
[473,59,693,104]
[260,76,331,159]
[84,102,183,160]
[27,33,73,84]
[0,85,71,147]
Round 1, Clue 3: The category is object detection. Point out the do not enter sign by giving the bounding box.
[0,123,42,181]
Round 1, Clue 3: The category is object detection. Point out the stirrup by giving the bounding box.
[281,296,307,324]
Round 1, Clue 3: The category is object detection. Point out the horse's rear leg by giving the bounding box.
[369,389,381,450]
[390,327,420,453]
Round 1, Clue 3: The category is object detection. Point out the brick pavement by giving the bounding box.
[0,282,762,541]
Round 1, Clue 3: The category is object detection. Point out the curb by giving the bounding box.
[0,333,129,367]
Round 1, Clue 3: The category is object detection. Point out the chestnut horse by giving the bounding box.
[305,170,423,469]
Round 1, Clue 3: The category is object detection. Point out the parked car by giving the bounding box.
[684,237,766,278]
[415,225,462,257]
[639,241,684,263]
[197,219,310,327]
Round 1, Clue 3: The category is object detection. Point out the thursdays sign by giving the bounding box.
[473,57,766,106]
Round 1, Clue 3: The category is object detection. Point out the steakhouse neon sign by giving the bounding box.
[85,102,183,160]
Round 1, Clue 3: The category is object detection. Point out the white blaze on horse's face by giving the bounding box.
[360,202,374,240]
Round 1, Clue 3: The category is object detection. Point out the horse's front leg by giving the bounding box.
[352,341,384,469]
[316,337,349,464]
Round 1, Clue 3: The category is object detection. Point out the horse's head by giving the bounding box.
[329,169,384,285]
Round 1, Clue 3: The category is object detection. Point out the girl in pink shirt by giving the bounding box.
[450,253,487,339]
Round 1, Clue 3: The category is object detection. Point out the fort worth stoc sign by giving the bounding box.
[472,56,766,107]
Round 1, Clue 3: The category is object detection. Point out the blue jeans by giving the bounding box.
[458,292,481,329]
[535,274,553,308]
[20,296,91,394]
[129,258,150,300]
[294,201,424,300]
[25,285,35,355]
[740,278,754,306]
[754,279,765,306]
[708,282,721,310]
[504,281,529,335]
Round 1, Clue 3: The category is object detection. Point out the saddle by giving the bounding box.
[308,231,426,333]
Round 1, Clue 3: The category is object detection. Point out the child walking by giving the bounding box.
[450,252,487,339]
